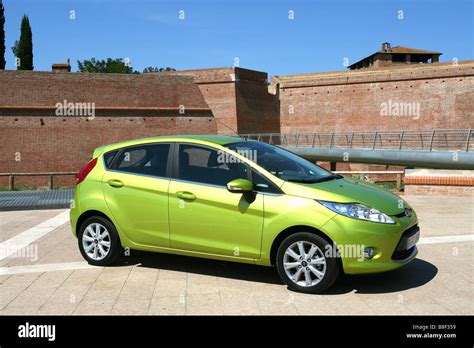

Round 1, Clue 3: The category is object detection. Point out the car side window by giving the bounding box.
[178,144,248,187]
[103,150,119,169]
[114,144,170,177]
[252,171,281,194]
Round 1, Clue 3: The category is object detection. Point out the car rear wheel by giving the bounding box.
[276,232,340,294]
[78,216,122,266]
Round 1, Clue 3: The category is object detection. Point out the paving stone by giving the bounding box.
[149,296,186,315]
[185,293,223,315]
[0,195,472,315]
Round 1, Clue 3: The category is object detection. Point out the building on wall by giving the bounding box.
[348,42,442,70]
[51,59,72,73]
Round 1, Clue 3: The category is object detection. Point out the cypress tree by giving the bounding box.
[16,15,33,70]
[0,1,5,69]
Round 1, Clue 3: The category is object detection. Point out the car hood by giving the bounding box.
[281,176,406,216]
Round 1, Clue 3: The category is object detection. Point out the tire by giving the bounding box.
[276,232,340,294]
[78,216,123,266]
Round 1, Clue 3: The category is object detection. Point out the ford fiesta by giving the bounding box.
[70,135,420,293]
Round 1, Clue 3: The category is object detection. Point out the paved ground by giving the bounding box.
[0,194,472,315]
[0,189,74,211]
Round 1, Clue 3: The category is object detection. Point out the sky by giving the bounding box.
[2,0,473,77]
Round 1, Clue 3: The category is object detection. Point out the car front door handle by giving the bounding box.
[107,179,124,188]
[176,191,196,201]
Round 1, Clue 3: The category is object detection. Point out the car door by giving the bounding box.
[102,143,171,247]
[168,143,264,259]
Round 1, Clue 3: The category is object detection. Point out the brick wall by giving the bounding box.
[0,70,210,108]
[403,169,474,196]
[1,61,474,191]
[0,116,215,188]
[274,61,474,133]
[0,70,216,187]
[404,176,474,186]
[404,185,474,196]
[158,67,280,135]
[234,70,280,134]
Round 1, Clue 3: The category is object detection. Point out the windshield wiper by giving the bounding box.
[313,174,343,183]
[286,174,343,184]
[286,178,320,183]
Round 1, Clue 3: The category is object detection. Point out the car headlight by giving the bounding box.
[318,200,395,224]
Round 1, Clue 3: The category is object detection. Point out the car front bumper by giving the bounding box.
[322,211,419,275]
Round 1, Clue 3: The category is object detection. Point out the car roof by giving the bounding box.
[92,135,247,157]
[153,135,246,145]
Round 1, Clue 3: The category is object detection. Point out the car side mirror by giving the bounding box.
[227,178,253,193]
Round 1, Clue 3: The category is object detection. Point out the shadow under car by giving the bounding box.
[112,250,438,294]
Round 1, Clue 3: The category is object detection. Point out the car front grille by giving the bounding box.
[391,224,419,261]
[392,246,416,261]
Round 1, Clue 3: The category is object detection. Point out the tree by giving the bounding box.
[77,58,133,73]
[143,66,176,73]
[14,15,33,70]
[0,0,6,69]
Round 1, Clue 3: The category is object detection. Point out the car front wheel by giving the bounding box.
[276,232,340,294]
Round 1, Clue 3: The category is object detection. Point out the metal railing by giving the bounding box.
[241,129,474,152]
[0,172,76,190]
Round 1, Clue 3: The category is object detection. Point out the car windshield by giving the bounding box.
[224,141,341,183]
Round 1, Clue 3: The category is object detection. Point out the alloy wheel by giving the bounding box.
[82,222,111,261]
[283,241,327,287]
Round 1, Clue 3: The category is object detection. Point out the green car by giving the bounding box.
[70,135,419,293]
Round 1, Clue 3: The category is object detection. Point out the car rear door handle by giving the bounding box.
[176,191,196,201]
[107,179,124,188]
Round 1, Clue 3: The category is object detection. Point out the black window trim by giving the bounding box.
[102,142,174,180]
[250,169,284,195]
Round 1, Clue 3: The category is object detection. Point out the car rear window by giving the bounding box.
[113,144,170,177]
